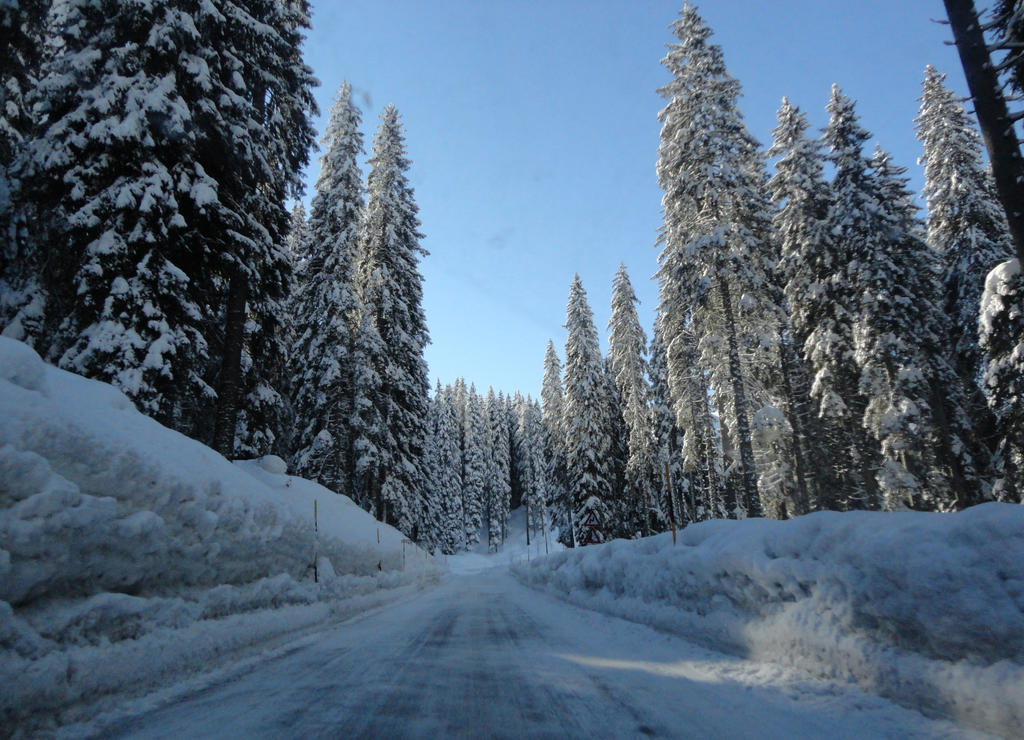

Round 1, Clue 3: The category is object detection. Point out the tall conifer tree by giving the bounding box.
[768,98,850,511]
[608,264,660,536]
[541,340,571,543]
[0,0,48,338]
[656,4,778,516]
[980,259,1024,501]
[352,105,430,536]
[916,66,1013,392]
[563,275,612,545]
[290,82,365,492]
[20,0,229,427]
[819,86,883,509]
[461,385,488,546]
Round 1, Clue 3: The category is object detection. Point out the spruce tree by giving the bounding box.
[287,203,311,266]
[423,382,466,553]
[508,391,526,511]
[290,82,365,493]
[979,259,1024,502]
[656,4,778,516]
[820,86,884,509]
[350,307,387,512]
[563,275,612,545]
[541,340,571,544]
[517,398,550,544]
[485,387,511,551]
[0,0,48,338]
[916,66,1014,392]
[461,385,488,546]
[20,0,226,426]
[600,354,630,537]
[861,148,988,510]
[767,98,850,511]
[210,0,317,457]
[352,104,430,536]
[6,0,315,453]
[649,316,694,524]
[608,264,660,536]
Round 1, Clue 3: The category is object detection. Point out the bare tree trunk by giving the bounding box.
[944,0,1024,263]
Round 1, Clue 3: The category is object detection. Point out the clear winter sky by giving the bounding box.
[301,0,971,399]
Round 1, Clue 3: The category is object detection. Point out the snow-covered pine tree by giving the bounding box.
[861,148,988,510]
[420,387,444,554]
[563,275,613,546]
[0,0,45,176]
[350,304,387,514]
[461,385,488,546]
[508,391,526,511]
[210,0,317,458]
[0,0,48,338]
[282,203,310,359]
[452,377,469,436]
[287,203,311,266]
[980,258,1024,502]
[767,97,852,512]
[608,264,660,537]
[290,82,365,494]
[541,340,571,544]
[516,397,550,543]
[352,104,430,537]
[916,66,1014,398]
[484,387,511,552]
[819,86,886,509]
[600,355,630,537]
[656,4,779,517]
[436,384,467,552]
[649,316,693,525]
[422,382,466,554]
[19,0,232,428]
[276,204,308,437]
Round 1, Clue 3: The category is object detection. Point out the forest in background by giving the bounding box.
[2,0,1022,554]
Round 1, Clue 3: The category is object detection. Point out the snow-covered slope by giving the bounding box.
[0,337,439,732]
[445,505,564,574]
[513,507,1024,737]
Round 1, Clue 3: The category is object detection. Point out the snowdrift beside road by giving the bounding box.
[0,337,438,732]
[513,506,1024,737]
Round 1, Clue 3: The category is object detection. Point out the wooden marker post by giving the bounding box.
[313,499,319,583]
[401,539,412,571]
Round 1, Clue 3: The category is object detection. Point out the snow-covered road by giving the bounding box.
[97,569,983,739]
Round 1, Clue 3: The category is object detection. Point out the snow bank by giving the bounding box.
[513,506,1024,737]
[0,338,439,732]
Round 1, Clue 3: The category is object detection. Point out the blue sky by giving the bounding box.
[301,0,970,399]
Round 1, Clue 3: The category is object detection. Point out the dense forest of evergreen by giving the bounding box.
[2,1,1022,554]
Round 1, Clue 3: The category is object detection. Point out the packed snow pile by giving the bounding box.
[0,338,439,731]
[513,506,1024,737]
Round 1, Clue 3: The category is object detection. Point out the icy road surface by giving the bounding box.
[100,569,983,740]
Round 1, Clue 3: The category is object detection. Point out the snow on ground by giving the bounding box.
[445,506,564,574]
[0,338,440,734]
[67,568,992,740]
[512,506,1024,737]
